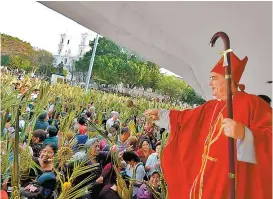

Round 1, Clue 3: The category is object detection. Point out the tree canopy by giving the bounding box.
[75,37,205,104]
[75,37,162,89]
[1,33,54,75]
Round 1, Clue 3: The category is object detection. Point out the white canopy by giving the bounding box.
[41,1,272,100]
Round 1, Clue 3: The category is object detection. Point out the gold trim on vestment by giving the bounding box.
[189,103,226,199]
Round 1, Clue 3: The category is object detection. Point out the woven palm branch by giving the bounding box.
[97,113,103,126]
[19,151,41,182]
[113,165,132,199]
[1,109,10,134]
[58,110,76,137]
[158,131,169,198]
[55,158,99,199]
[128,120,138,137]
[0,140,12,180]
[57,146,74,170]
[87,131,98,139]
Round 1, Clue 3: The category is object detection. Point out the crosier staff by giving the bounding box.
[210,31,235,199]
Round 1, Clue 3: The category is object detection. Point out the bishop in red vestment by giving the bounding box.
[145,52,272,199]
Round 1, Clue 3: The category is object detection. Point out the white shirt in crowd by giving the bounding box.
[106,118,119,129]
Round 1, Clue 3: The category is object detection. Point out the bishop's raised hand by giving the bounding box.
[144,109,160,121]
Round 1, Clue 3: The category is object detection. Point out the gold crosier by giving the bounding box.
[189,103,226,199]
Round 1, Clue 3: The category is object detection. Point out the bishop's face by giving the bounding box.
[209,72,226,99]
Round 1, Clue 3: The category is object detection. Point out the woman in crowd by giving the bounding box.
[21,144,58,199]
[136,139,155,165]
[137,171,161,199]
[126,136,139,153]
[68,138,112,199]
[145,142,161,176]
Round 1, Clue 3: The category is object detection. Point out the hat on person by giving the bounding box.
[211,52,248,91]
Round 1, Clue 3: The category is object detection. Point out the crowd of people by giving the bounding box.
[1,75,168,199]
[1,53,272,199]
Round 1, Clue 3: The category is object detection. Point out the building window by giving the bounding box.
[64,58,67,64]
[61,38,64,44]
[58,48,62,54]
[67,40,70,44]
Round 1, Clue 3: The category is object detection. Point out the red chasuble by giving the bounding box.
[162,91,272,199]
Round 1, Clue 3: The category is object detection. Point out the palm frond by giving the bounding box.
[56,158,99,199]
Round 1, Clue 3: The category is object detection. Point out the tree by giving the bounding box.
[180,85,206,105]
[75,56,90,74]
[1,55,9,66]
[142,61,161,91]
[92,37,122,57]
[1,33,54,73]
[157,75,205,104]
[9,55,32,71]
[75,37,162,89]
[157,75,185,101]
[32,49,54,78]
[75,37,124,85]
[1,34,36,58]
[36,49,54,73]
[117,57,147,89]
[75,35,205,104]
[95,55,123,85]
